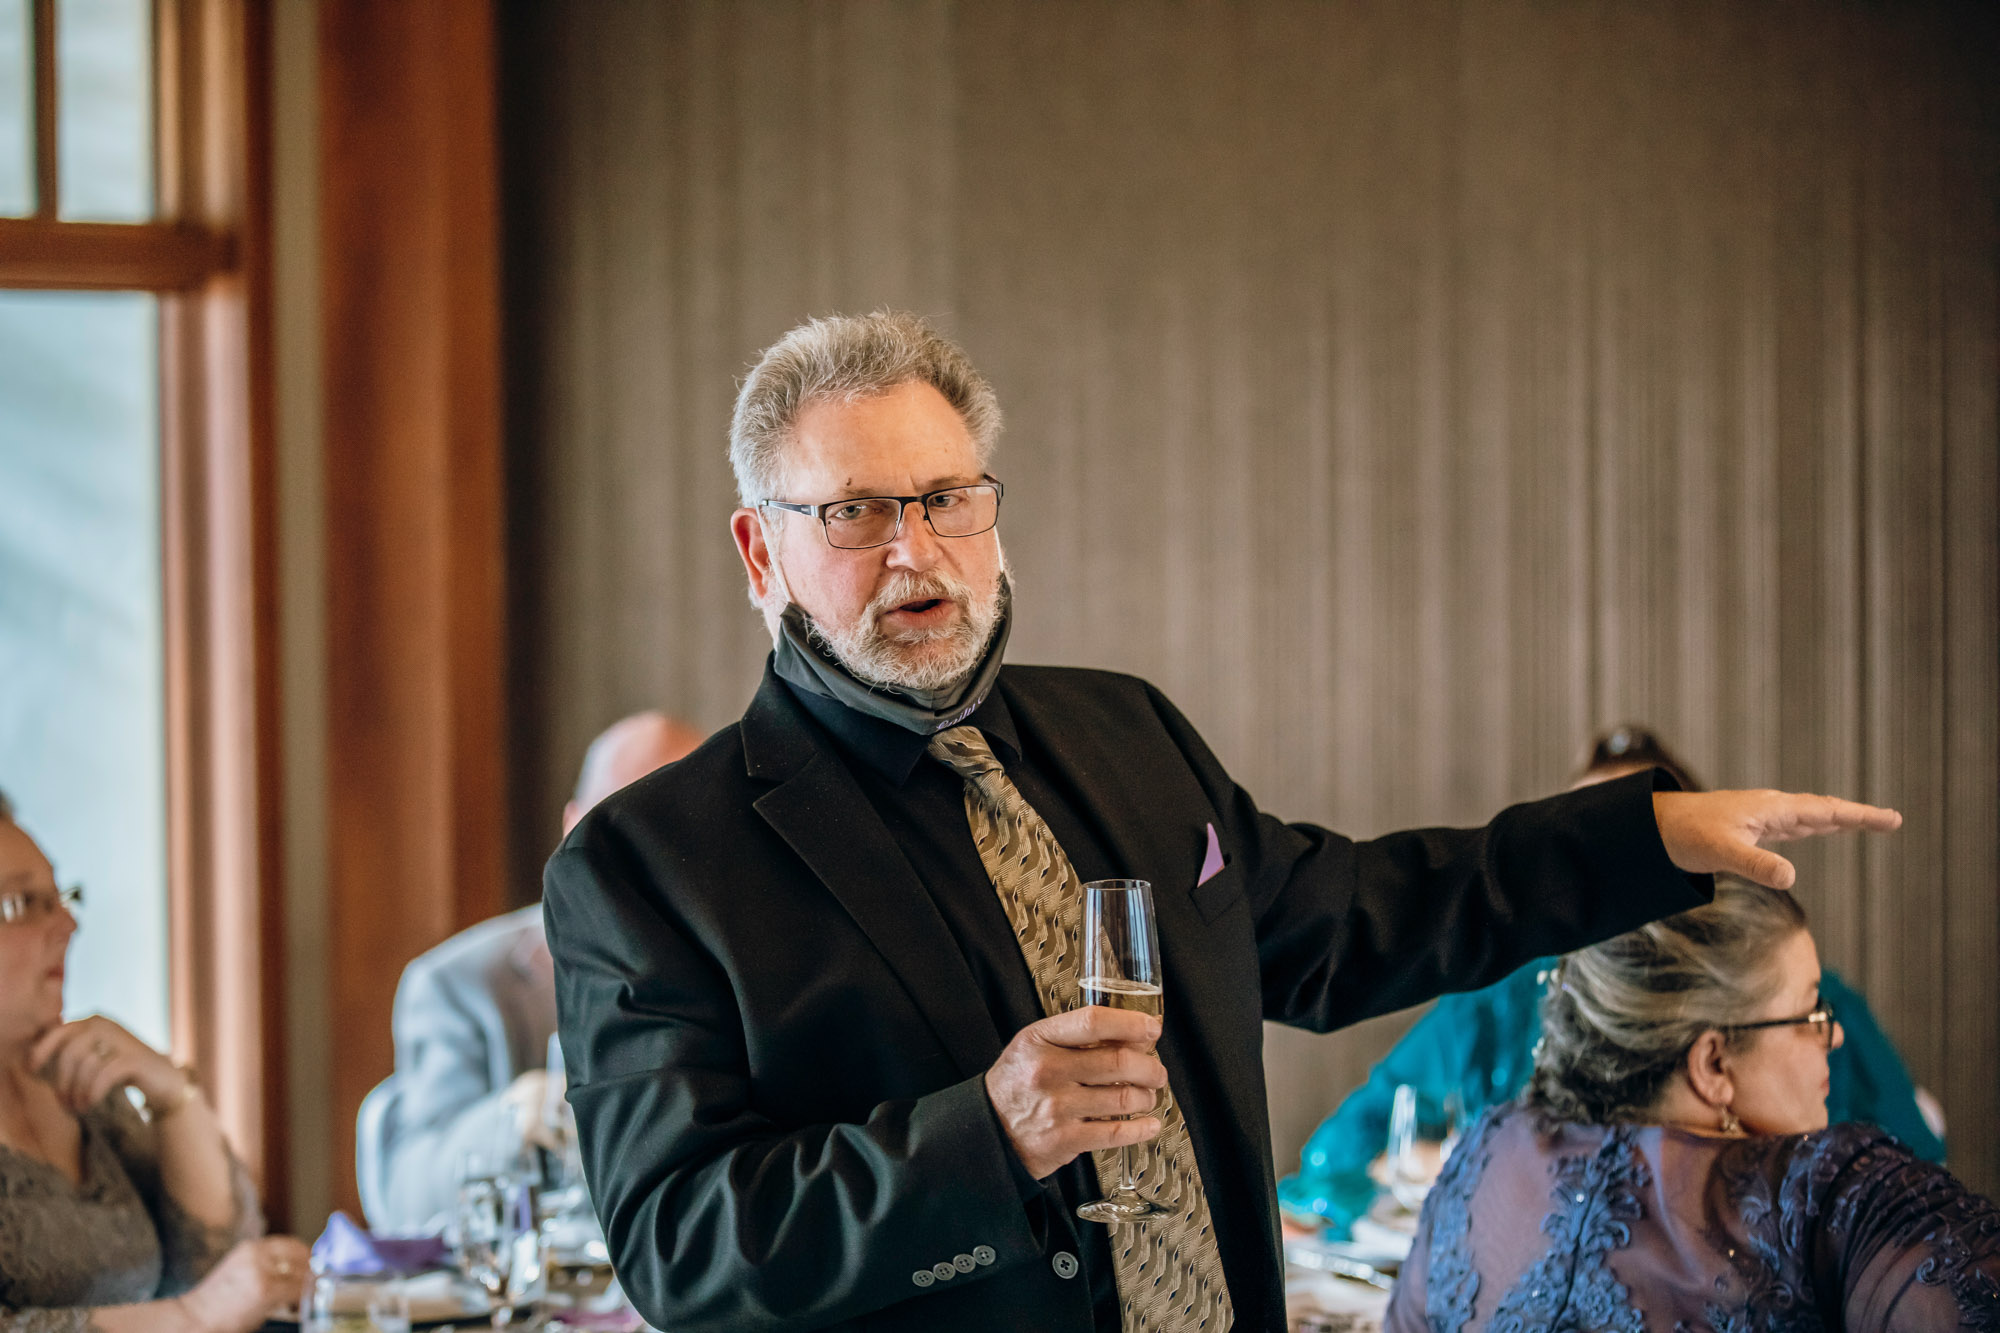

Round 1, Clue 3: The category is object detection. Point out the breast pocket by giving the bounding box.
[1188,821,1242,924]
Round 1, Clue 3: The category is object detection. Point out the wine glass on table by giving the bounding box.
[301,1271,410,1332]
[454,1154,537,1326]
[1074,878,1168,1226]
[1382,1083,1468,1214]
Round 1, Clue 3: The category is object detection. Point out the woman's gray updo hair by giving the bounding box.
[1526,879,1808,1125]
[728,311,1003,506]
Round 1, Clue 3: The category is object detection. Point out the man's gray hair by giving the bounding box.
[729,311,1003,505]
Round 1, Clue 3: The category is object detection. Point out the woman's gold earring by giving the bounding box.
[1720,1107,1743,1135]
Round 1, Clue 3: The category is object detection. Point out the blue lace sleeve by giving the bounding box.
[1704,1123,2000,1333]
[1817,1130,2000,1330]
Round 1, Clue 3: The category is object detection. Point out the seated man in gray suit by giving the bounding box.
[359,711,704,1233]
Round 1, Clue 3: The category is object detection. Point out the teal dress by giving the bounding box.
[1277,960,1945,1235]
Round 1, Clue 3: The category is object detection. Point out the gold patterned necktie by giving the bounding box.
[927,725,1233,1333]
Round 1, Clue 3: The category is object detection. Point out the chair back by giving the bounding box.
[354,1076,400,1230]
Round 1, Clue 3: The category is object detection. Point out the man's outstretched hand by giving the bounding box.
[1654,790,1902,890]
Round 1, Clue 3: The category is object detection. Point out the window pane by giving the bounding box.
[57,0,152,222]
[0,0,28,216]
[0,291,168,1053]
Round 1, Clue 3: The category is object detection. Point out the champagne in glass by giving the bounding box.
[1078,976,1164,1020]
[1075,878,1168,1225]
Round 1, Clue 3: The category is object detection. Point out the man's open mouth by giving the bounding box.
[899,598,945,614]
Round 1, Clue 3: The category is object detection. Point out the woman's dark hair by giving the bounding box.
[0,785,12,824]
[1525,879,1808,1125]
[1575,723,1702,792]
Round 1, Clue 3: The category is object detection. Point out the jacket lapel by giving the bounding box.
[742,668,1005,1081]
[998,674,1209,933]
[1001,672,1275,1182]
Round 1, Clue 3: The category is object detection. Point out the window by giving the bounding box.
[0,288,169,1049]
[0,0,278,1207]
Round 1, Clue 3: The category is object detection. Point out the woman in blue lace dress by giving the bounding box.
[1284,729,1944,1241]
[1385,879,2000,1333]
[0,790,309,1332]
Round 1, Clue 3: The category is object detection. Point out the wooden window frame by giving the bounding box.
[0,0,283,1219]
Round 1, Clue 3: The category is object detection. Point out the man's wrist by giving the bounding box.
[979,1075,1047,1201]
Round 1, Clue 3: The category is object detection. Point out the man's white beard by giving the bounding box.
[768,552,1008,694]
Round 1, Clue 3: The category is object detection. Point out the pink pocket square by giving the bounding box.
[1197,822,1225,886]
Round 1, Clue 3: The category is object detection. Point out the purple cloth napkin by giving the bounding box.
[311,1210,450,1275]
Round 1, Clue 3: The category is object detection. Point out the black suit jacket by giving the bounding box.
[544,663,1706,1332]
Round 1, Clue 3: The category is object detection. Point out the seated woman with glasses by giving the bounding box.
[1384,879,2000,1333]
[0,787,309,1332]
[1281,727,1942,1240]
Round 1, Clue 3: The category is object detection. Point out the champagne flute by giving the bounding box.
[1384,1084,1427,1211]
[1074,878,1167,1225]
[1383,1084,1465,1213]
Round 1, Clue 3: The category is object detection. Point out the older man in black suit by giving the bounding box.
[543,312,1899,1333]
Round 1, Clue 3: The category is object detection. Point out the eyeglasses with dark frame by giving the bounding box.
[1720,998,1838,1050]
[0,884,82,926]
[757,476,1004,551]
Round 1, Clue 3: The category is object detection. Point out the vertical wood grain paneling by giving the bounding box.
[1771,9,1868,981]
[321,0,507,1223]
[1938,6,2000,1206]
[500,0,1999,1193]
[1858,6,1952,1121]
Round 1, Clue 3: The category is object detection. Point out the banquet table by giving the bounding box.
[255,1243,1382,1330]
[1282,1220,1402,1332]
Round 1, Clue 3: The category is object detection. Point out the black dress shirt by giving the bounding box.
[784,681,1124,1332]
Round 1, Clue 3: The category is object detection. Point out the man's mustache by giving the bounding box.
[867,571,973,619]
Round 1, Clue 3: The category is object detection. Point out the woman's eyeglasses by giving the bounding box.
[0,884,82,926]
[1721,999,1838,1050]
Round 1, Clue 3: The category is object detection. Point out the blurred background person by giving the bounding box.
[356,712,703,1234]
[1384,880,1999,1332]
[0,788,309,1332]
[1279,725,1942,1239]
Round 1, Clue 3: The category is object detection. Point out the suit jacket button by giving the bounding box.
[972,1245,996,1266]
[933,1262,958,1281]
[912,1270,935,1288]
[953,1253,977,1273]
[1052,1251,1079,1280]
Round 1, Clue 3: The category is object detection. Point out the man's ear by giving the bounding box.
[731,507,778,603]
[1683,1029,1737,1112]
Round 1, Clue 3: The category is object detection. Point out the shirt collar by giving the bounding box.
[783,674,1021,786]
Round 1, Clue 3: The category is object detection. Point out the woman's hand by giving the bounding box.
[29,1014,191,1115]
[178,1236,312,1333]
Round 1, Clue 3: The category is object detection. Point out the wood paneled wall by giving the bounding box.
[499,2,1999,1191]
[320,0,508,1222]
